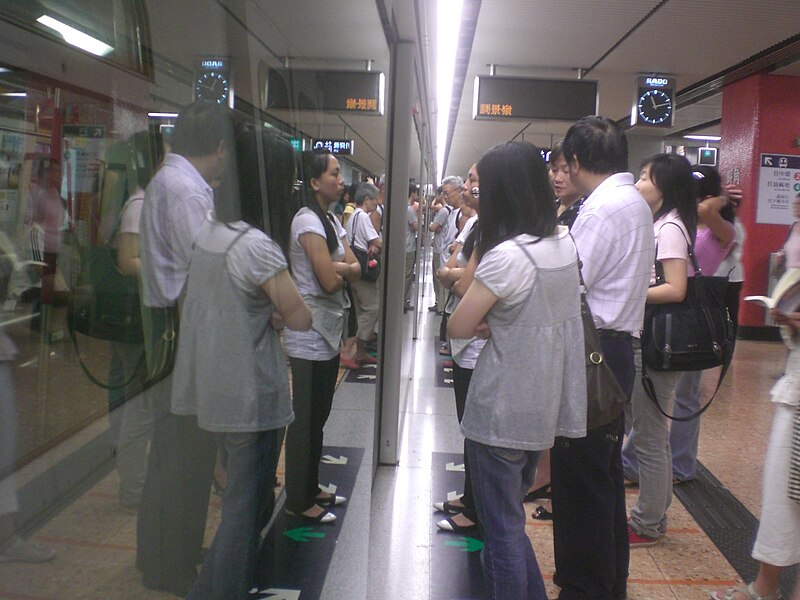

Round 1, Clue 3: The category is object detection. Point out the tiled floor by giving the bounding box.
[0,291,790,599]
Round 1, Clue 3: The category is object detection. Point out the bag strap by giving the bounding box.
[640,350,731,421]
[654,221,701,277]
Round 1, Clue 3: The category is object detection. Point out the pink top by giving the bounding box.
[652,209,695,284]
[695,225,734,275]
[785,223,800,269]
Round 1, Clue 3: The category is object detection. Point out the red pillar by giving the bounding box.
[719,73,800,332]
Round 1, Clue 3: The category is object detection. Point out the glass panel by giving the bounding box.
[0,0,152,75]
[0,1,388,596]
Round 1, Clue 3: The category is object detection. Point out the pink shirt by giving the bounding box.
[695,225,734,275]
[652,209,694,284]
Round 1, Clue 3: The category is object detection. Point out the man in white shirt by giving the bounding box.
[550,116,654,600]
[137,102,234,596]
[428,175,464,313]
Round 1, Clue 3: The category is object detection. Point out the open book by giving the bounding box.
[745,268,800,313]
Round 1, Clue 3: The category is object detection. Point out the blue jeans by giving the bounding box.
[669,370,702,481]
[187,429,282,600]
[466,439,546,600]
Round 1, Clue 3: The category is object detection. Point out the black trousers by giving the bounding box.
[551,334,634,600]
[285,355,340,513]
[136,383,217,596]
[452,362,476,520]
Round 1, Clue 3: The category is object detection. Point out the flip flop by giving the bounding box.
[532,505,553,521]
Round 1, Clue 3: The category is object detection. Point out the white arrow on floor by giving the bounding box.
[319,483,338,494]
[363,363,377,369]
[444,378,453,384]
[357,374,376,380]
[446,462,465,472]
[443,367,453,373]
[322,455,348,465]
[249,588,301,600]
[447,490,463,502]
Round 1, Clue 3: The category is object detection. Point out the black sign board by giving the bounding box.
[472,76,598,121]
[312,139,354,155]
[267,69,384,115]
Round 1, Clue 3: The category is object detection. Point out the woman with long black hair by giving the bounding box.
[623,153,698,549]
[283,150,360,523]
[448,141,586,599]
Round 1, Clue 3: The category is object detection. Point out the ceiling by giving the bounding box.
[224,0,800,184]
[438,0,800,179]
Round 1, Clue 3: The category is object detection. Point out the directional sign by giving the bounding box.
[321,455,348,465]
[249,589,301,600]
[446,462,465,472]
[283,526,326,542]
[445,536,484,553]
[319,483,337,495]
[757,153,800,225]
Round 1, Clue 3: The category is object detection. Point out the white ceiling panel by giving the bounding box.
[441,0,800,179]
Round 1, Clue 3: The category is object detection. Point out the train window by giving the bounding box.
[0,0,152,75]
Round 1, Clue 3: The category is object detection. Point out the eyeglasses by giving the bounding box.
[470,186,480,198]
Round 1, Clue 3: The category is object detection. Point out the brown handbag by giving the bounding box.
[580,286,629,429]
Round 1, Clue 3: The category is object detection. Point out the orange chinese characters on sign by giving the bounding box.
[478,102,513,117]
[345,98,378,111]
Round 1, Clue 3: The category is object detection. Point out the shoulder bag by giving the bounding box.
[518,237,629,430]
[640,223,734,420]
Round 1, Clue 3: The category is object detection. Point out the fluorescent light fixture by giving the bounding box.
[37,15,114,57]
[436,0,463,182]
[0,68,12,74]
[148,112,179,118]
[683,134,721,141]
[1,92,26,98]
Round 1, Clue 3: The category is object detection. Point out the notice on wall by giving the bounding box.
[757,153,800,225]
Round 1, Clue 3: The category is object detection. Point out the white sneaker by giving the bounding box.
[0,537,56,564]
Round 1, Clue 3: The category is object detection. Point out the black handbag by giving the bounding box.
[640,223,734,421]
[350,212,380,282]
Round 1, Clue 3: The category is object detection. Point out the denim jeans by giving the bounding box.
[187,429,282,600]
[465,439,546,600]
[669,370,702,481]
[622,341,681,539]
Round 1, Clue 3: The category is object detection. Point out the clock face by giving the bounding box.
[637,89,672,125]
[194,71,230,104]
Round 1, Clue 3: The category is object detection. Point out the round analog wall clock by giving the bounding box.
[194,71,230,104]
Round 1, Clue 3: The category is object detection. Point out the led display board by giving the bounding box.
[266,69,385,115]
[472,76,598,121]
[312,139,354,155]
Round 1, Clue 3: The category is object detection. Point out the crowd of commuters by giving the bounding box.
[4,98,794,599]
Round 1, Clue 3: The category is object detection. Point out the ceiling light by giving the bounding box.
[148,112,179,118]
[1,92,26,98]
[37,15,114,57]
[683,135,721,141]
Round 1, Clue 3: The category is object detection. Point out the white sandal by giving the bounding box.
[709,582,781,600]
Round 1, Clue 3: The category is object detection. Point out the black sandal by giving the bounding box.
[532,505,553,521]
[524,484,552,503]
